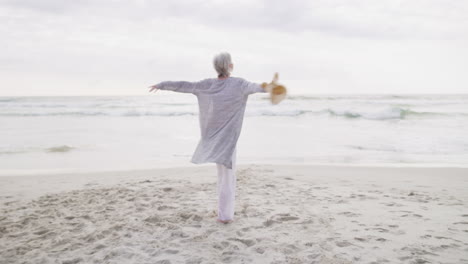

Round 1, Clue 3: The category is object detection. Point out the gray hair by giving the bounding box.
[213,52,232,78]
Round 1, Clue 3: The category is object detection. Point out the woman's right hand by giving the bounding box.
[148,84,159,93]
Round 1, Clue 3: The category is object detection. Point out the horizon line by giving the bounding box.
[1,92,468,97]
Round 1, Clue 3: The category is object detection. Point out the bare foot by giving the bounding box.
[216,219,233,224]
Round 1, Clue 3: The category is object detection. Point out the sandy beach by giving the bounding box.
[1,164,467,264]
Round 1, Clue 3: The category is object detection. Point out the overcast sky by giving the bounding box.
[0,0,467,95]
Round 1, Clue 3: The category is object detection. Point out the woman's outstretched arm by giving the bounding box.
[149,80,206,94]
[242,79,268,96]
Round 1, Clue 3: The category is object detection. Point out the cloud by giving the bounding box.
[0,0,467,95]
[0,0,88,14]
[3,0,466,39]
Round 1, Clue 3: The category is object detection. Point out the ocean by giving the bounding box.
[1,93,467,175]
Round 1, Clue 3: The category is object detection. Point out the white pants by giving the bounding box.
[216,147,237,221]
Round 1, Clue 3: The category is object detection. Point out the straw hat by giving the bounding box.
[261,73,287,105]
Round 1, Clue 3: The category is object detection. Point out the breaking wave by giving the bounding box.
[1,95,467,121]
[324,107,461,120]
[0,107,466,120]
[46,145,74,153]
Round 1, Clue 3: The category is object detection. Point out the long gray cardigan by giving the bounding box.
[156,77,267,169]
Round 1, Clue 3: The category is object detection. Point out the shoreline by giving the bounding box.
[1,161,467,178]
[1,164,467,204]
[1,164,467,201]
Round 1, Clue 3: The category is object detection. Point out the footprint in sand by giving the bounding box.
[254,247,266,254]
[155,260,172,264]
[335,240,353,247]
[262,219,276,227]
[62,257,84,264]
[186,258,203,264]
[276,215,300,222]
[164,249,179,254]
[434,236,451,240]
[227,237,256,247]
[400,245,440,261]
[144,215,162,224]
[356,194,378,201]
[337,211,361,217]
[212,241,229,251]
[381,202,404,207]
[312,186,328,190]
[367,227,389,233]
[157,205,176,211]
[304,242,314,247]
[261,213,300,227]
[375,237,387,242]
[401,213,423,218]
[354,237,368,242]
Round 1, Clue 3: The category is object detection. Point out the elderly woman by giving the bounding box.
[149,52,267,224]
